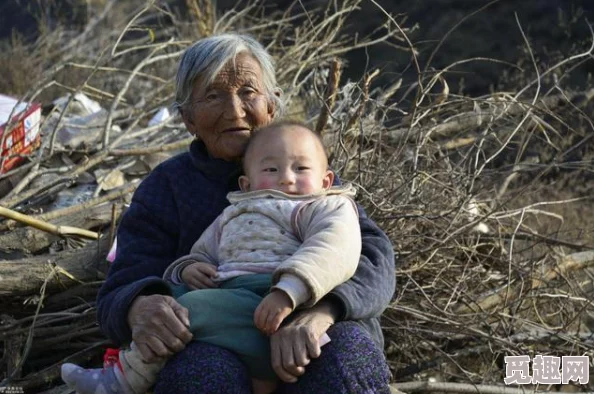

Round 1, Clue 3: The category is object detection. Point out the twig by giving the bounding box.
[109,203,118,246]
[101,42,182,148]
[186,0,215,37]
[60,0,118,55]
[109,137,193,156]
[315,58,342,135]
[345,69,379,132]
[4,264,54,382]
[423,0,502,73]
[11,340,110,392]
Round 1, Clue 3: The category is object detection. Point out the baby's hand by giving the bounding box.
[254,290,293,335]
[181,262,218,289]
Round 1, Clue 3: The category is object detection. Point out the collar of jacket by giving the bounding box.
[189,139,243,189]
[227,184,356,203]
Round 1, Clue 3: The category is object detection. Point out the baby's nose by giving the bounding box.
[279,170,296,184]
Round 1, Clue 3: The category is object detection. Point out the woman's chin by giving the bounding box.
[214,138,250,161]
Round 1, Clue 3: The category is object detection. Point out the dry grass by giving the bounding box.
[0,1,593,392]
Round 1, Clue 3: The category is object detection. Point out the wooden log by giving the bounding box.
[0,183,133,232]
[0,206,99,241]
[456,250,594,314]
[0,204,117,254]
[392,381,532,394]
[44,281,103,310]
[9,340,109,393]
[0,237,110,296]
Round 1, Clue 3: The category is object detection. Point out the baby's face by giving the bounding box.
[241,126,333,195]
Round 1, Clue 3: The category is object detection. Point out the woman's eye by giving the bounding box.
[241,87,256,97]
[203,91,219,101]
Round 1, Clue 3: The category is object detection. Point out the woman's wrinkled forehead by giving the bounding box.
[201,50,254,88]
[207,54,262,88]
[188,53,265,103]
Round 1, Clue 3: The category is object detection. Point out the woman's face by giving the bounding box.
[182,52,275,161]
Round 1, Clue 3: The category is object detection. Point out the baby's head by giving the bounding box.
[239,121,334,195]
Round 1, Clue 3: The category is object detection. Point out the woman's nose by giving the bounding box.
[222,94,246,119]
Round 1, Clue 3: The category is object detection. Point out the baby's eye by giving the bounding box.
[297,166,310,171]
[263,167,277,172]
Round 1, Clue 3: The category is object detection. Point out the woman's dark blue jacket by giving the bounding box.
[97,139,396,348]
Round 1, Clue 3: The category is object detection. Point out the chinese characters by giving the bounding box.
[504,355,589,385]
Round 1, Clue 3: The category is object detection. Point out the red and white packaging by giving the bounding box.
[0,94,42,173]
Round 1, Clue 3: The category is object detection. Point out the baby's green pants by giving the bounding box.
[170,273,275,380]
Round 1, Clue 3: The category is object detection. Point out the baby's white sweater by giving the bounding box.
[163,185,361,308]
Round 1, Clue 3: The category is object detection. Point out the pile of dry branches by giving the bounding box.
[0,0,593,392]
[317,16,594,392]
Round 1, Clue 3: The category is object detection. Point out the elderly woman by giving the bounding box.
[95,33,395,393]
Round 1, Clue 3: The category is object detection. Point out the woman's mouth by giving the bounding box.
[223,127,250,134]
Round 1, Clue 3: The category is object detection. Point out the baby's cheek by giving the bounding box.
[299,179,318,193]
[254,179,275,190]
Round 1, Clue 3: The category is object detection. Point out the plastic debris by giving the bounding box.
[148,107,171,127]
[53,93,103,117]
[0,94,42,172]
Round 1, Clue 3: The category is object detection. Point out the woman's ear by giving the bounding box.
[322,170,334,190]
[267,88,282,119]
[238,175,251,192]
[266,99,276,120]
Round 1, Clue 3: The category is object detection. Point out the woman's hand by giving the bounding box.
[269,299,336,383]
[127,295,193,362]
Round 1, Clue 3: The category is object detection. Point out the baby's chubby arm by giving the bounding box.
[273,195,361,306]
[255,195,361,335]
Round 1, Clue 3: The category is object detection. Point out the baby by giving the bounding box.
[62,121,361,394]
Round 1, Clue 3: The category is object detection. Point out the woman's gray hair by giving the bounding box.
[173,33,285,116]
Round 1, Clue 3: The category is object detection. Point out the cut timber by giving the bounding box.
[0,236,110,296]
[0,203,118,254]
[0,206,99,240]
[10,340,110,393]
[532,250,594,286]
[456,250,594,314]
[392,381,532,394]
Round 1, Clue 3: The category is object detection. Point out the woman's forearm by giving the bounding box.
[329,206,395,321]
[311,294,344,323]
[97,171,182,343]
[97,276,169,344]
